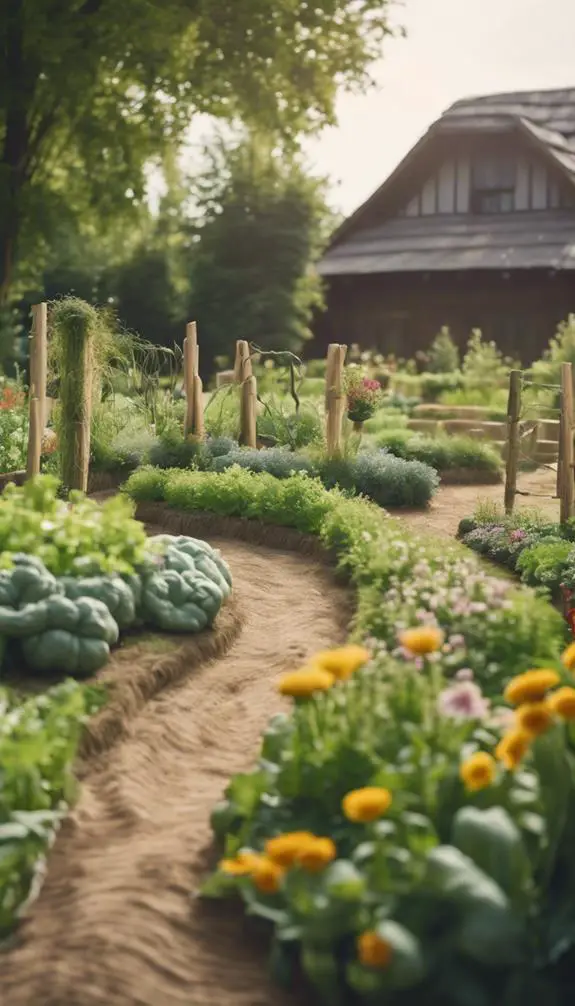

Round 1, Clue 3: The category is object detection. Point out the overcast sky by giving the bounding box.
[308,0,575,214]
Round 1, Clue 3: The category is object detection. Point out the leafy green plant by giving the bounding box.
[0,679,105,936]
[374,431,502,476]
[0,475,149,576]
[427,327,460,373]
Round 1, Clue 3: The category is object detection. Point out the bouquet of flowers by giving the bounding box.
[344,368,383,425]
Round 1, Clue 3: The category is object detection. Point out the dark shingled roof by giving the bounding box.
[319,87,575,276]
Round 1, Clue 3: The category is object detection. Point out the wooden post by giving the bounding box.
[26,303,48,479]
[183,321,197,437]
[192,374,204,438]
[560,361,575,523]
[234,340,252,384]
[325,343,347,457]
[240,375,257,448]
[504,370,522,514]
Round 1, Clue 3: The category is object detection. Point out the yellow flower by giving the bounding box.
[495,729,531,771]
[313,645,371,681]
[357,931,393,969]
[265,831,315,867]
[562,642,575,670]
[342,787,392,823]
[516,701,553,737]
[399,626,444,655]
[296,837,337,873]
[549,686,575,721]
[251,856,285,894]
[278,667,335,698]
[503,669,560,706]
[218,851,263,876]
[460,752,496,792]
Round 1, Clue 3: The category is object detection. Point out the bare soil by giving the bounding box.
[395,466,558,538]
[0,534,349,1006]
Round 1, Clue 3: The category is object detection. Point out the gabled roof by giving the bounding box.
[320,87,575,274]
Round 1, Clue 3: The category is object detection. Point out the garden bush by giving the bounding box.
[121,466,573,1003]
[0,679,104,937]
[210,445,439,508]
[0,376,28,474]
[374,430,502,476]
[458,506,575,596]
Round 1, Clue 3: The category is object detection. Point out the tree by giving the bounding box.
[0,0,396,303]
[185,133,334,367]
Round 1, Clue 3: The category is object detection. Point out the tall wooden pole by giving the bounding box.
[560,361,574,523]
[325,343,347,457]
[183,321,197,438]
[234,340,252,384]
[240,375,257,447]
[504,369,522,514]
[26,303,48,479]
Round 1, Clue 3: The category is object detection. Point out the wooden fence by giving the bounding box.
[504,362,574,521]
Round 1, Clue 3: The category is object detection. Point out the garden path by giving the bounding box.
[0,537,349,1006]
[395,467,558,539]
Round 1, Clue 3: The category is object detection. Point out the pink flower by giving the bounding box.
[437,681,489,721]
[455,668,474,682]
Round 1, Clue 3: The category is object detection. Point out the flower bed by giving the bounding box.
[457,508,575,604]
[122,467,575,1003]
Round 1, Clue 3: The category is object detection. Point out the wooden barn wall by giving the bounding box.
[401,149,572,217]
[312,271,575,365]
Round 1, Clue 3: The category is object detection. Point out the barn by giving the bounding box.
[314,88,575,363]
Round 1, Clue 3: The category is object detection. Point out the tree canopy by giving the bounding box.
[184,134,334,366]
[0,0,395,302]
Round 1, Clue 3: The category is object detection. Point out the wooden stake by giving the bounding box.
[192,374,204,438]
[183,322,198,438]
[560,361,575,523]
[240,375,257,448]
[26,303,48,478]
[26,398,42,479]
[325,343,347,457]
[234,340,252,384]
[504,370,522,514]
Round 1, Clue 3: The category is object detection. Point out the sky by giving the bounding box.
[306,0,575,215]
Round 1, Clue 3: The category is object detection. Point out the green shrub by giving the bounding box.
[304,359,326,378]
[148,426,210,470]
[0,680,104,936]
[363,409,408,434]
[427,326,460,373]
[257,403,323,449]
[420,371,463,401]
[375,431,502,475]
[212,447,316,479]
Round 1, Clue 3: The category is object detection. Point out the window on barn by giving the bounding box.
[470,157,516,214]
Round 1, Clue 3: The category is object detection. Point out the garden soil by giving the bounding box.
[0,532,350,1006]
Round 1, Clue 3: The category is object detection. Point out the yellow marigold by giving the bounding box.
[562,642,575,671]
[265,831,315,867]
[313,645,371,681]
[342,787,392,823]
[278,667,335,699]
[460,752,496,792]
[503,669,560,706]
[495,729,531,771]
[399,626,444,655]
[251,856,285,894]
[296,837,337,873]
[515,701,553,737]
[549,686,575,721]
[357,931,393,969]
[218,851,263,876]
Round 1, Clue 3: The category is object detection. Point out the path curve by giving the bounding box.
[0,536,350,1006]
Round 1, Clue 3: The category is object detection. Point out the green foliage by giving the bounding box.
[121,465,573,1002]
[0,475,148,576]
[420,371,464,402]
[185,133,333,365]
[209,445,439,508]
[531,315,575,393]
[0,679,104,937]
[0,0,396,303]
[374,431,503,476]
[0,375,27,473]
[257,402,324,450]
[427,327,460,373]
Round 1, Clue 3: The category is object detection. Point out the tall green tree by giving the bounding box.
[186,133,334,366]
[0,0,395,303]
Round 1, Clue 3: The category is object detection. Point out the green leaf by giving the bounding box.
[323,860,366,902]
[452,806,532,900]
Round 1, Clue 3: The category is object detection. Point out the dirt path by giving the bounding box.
[396,467,558,538]
[0,537,349,1006]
